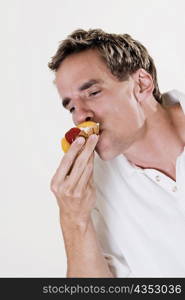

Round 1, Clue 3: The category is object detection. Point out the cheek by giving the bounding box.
[96,129,121,159]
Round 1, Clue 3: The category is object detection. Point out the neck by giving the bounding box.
[123,103,185,180]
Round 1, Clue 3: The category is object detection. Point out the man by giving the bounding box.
[48,29,185,277]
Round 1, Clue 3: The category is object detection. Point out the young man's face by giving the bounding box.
[55,49,146,160]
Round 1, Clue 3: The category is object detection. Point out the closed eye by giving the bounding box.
[89,90,101,96]
[68,90,101,113]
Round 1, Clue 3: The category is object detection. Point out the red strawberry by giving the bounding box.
[65,127,81,144]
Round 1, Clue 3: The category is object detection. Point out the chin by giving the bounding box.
[95,131,120,161]
[95,144,119,161]
[97,152,116,161]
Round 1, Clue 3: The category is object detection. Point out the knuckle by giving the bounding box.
[50,181,58,194]
[73,191,83,199]
[50,177,61,195]
[50,176,55,189]
[61,183,72,198]
[64,190,73,198]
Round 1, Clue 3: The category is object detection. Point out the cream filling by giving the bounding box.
[78,123,99,133]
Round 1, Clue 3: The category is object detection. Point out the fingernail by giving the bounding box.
[75,137,85,144]
[90,134,98,141]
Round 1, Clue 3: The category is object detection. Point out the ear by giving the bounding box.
[131,68,154,103]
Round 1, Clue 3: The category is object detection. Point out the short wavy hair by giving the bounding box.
[48,28,162,103]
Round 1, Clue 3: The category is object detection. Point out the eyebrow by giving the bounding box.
[62,79,102,108]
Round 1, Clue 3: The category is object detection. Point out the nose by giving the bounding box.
[73,106,94,126]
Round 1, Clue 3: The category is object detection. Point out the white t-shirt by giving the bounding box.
[92,90,185,277]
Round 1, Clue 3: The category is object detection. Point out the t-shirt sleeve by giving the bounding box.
[91,207,133,278]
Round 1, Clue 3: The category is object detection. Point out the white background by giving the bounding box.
[0,0,185,276]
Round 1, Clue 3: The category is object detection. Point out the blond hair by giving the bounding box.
[48,28,162,103]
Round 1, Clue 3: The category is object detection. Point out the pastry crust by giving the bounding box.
[61,121,99,153]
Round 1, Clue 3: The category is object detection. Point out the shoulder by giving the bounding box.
[163,90,185,144]
[162,89,185,113]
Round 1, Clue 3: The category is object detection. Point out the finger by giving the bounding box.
[69,134,99,186]
[75,152,94,193]
[88,172,94,186]
[55,136,86,183]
